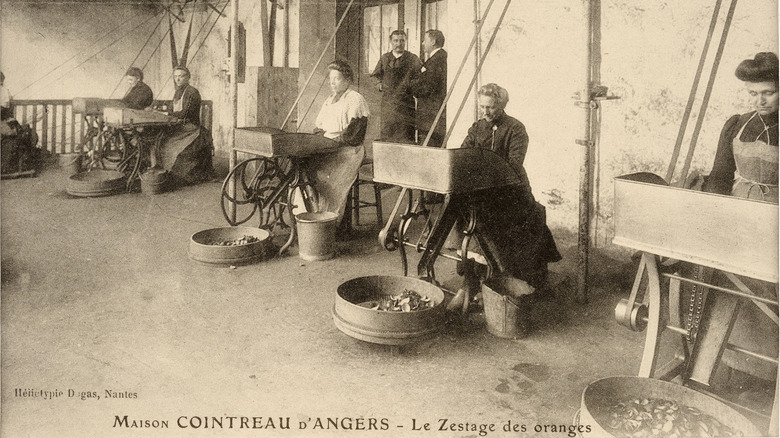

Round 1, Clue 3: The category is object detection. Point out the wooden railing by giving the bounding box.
[11,99,213,155]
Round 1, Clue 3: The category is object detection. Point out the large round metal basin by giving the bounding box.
[189,227,272,266]
[333,276,446,345]
[67,170,125,197]
[580,376,762,437]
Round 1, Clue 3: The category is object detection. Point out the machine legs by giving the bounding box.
[687,292,741,389]
[638,253,665,378]
[618,251,779,433]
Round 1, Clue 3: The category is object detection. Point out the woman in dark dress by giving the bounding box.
[459,83,561,291]
[120,67,153,110]
[153,66,213,185]
[701,52,778,382]
[706,52,778,202]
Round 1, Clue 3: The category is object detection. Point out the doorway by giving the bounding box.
[335,0,448,148]
[336,0,403,147]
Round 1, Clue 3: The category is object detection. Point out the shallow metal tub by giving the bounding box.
[580,376,762,437]
[234,127,340,158]
[613,172,778,282]
[372,142,522,194]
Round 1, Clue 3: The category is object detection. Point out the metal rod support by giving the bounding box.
[678,0,739,184]
[441,0,512,147]
[640,318,779,365]
[663,273,779,307]
[280,0,356,130]
[665,0,723,183]
[421,0,498,147]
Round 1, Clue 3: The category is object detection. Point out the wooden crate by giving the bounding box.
[613,173,778,282]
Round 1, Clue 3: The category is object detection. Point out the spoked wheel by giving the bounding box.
[220,157,291,227]
[113,131,142,191]
[100,130,124,169]
[255,157,293,230]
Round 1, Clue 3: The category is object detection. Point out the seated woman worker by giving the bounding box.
[152,65,214,185]
[120,67,153,110]
[303,60,369,232]
[699,52,779,383]
[450,83,561,310]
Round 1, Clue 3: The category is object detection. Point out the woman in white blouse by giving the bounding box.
[314,61,370,144]
[305,61,370,235]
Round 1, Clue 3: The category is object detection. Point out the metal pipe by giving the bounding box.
[665,0,723,183]
[576,0,594,304]
[229,0,239,223]
[589,0,601,246]
[280,0,357,130]
[678,0,739,184]
[441,0,512,147]
[420,0,497,148]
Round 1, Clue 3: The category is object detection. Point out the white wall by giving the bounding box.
[443,0,778,241]
[1,3,161,100]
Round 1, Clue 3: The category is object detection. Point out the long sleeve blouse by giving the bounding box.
[460,113,530,189]
[315,89,370,146]
[121,81,154,110]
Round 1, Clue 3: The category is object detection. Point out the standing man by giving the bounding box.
[370,30,421,143]
[411,29,447,147]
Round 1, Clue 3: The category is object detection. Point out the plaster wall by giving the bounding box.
[150,3,232,160]
[1,3,161,101]
[443,0,778,243]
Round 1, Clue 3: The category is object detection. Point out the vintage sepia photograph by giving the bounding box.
[1,0,778,436]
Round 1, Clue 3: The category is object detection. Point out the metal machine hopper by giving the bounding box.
[374,141,524,292]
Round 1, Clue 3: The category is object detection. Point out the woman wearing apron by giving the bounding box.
[703,52,778,386]
[305,60,369,233]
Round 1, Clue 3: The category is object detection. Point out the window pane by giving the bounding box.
[364,6,381,69]
[423,0,446,38]
[382,4,398,54]
[363,3,399,70]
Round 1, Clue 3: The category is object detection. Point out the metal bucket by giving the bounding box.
[140,168,169,195]
[295,211,338,261]
[333,275,446,345]
[482,276,534,338]
[59,153,83,176]
[578,376,762,437]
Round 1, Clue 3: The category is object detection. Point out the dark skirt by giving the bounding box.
[468,185,562,289]
[159,123,214,185]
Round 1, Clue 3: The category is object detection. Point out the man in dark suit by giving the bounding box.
[371,30,421,143]
[411,29,447,148]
